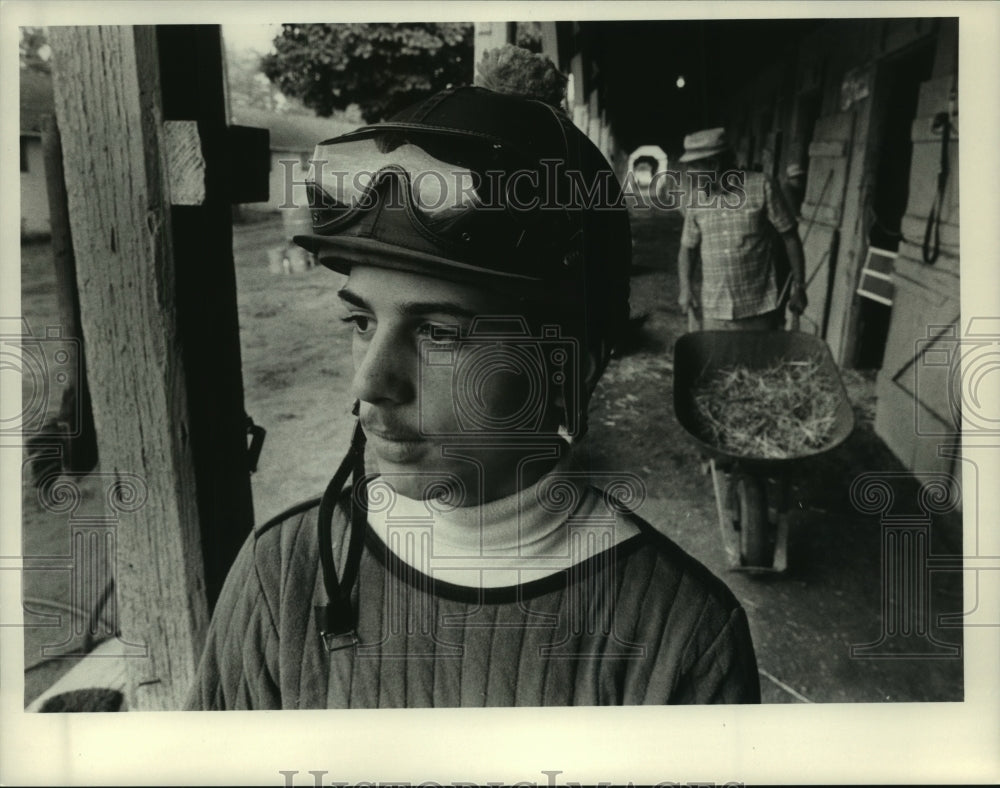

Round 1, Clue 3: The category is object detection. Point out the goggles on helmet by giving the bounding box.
[293,127,596,287]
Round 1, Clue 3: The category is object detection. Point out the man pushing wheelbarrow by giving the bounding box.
[676,127,807,332]
[673,129,852,571]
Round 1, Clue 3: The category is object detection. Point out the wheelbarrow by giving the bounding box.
[672,328,854,572]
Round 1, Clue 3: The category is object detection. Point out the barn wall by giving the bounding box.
[714,18,959,480]
[873,20,959,480]
[552,26,627,178]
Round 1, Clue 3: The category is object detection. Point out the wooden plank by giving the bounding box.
[156,25,256,611]
[917,74,956,117]
[807,139,847,159]
[802,110,855,353]
[48,25,208,711]
[874,369,957,477]
[910,115,959,144]
[163,120,206,206]
[799,200,842,228]
[899,214,959,256]
[894,246,960,297]
[38,115,98,474]
[815,108,864,362]
[874,269,961,476]
[800,223,838,337]
[804,115,852,215]
[906,136,959,224]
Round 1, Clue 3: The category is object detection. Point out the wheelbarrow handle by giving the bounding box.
[778,274,802,332]
[687,306,702,332]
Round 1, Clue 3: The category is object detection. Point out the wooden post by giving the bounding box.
[36,115,98,477]
[48,25,255,710]
[155,25,256,609]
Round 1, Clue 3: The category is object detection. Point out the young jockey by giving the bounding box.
[187,77,760,709]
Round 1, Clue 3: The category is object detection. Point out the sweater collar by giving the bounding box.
[366,455,639,587]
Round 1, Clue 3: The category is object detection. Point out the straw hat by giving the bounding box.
[679,127,730,163]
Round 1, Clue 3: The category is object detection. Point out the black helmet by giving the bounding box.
[294,86,631,360]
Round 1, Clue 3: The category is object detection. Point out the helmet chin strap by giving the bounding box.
[315,402,368,651]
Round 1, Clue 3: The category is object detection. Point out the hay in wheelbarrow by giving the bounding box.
[691,358,841,459]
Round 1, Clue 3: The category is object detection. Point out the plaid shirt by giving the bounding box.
[680,171,797,320]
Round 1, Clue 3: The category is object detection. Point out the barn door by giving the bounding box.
[797,111,855,338]
[873,73,961,481]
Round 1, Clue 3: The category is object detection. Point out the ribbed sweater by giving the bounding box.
[186,495,760,709]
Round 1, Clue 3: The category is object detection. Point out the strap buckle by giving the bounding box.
[314,603,358,652]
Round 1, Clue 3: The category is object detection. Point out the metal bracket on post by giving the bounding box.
[225,125,270,204]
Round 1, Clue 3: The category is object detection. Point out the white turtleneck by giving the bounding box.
[366,459,640,588]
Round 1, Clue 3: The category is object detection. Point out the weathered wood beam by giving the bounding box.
[37,115,99,476]
[155,25,256,610]
[163,121,206,206]
[48,25,209,711]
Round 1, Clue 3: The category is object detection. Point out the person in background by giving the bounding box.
[781,162,807,219]
[186,48,760,710]
[677,127,807,331]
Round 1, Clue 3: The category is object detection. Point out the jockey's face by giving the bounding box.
[339,265,565,505]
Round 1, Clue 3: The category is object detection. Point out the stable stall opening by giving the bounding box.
[855,40,936,370]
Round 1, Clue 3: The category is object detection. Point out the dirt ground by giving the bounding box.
[18,207,963,706]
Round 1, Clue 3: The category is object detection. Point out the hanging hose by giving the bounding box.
[922,107,952,264]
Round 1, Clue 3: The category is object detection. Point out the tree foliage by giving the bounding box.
[20,27,52,73]
[260,23,473,123]
[514,21,544,53]
[226,46,312,115]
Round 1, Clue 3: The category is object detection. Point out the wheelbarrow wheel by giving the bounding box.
[737,475,773,567]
